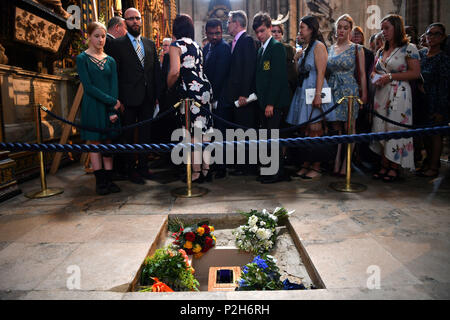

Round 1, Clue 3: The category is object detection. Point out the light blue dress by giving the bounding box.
[327,43,361,121]
[286,40,335,125]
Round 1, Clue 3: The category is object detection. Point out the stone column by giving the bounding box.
[289,0,298,44]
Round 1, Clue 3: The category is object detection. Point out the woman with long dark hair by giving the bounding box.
[370,14,421,182]
[285,15,335,180]
[417,23,450,178]
[167,14,214,183]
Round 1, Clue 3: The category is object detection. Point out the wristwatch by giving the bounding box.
[388,73,393,81]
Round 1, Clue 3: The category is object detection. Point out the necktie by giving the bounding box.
[231,38,237,53]
[135,38,144,67]
[205,45,212,61]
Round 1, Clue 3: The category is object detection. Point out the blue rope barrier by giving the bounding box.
[39,105,177,134]
[206,102,341,132]
[1,126,448,154]
[370,109,449,129]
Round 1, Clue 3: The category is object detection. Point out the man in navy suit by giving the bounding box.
[203,18,232,179]
[108,8,162,185]
[224,10,258,176]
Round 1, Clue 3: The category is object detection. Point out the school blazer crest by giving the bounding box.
[256,37,291,110]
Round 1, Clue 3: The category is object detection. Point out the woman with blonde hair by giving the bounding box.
[370,14,421,182]
[76,22,122,195]
[327,14,367,176]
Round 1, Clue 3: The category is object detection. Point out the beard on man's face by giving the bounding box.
[127,23,141,37]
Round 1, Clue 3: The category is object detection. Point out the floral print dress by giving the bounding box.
[370,43,420,170]
[171,37,213,134]
[327,43,362,121]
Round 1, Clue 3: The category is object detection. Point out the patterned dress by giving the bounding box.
[171,37,213,134]
[327,43,362,121]
[420,52,450,124]
[286,40,335,125]
[370,43,420,170]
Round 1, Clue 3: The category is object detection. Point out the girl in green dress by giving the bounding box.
[76,22,122,195]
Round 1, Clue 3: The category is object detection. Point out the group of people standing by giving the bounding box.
[76,7,449,195]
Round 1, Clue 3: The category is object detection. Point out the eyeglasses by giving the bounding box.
[125,16,141,21]
[425,31,443,38]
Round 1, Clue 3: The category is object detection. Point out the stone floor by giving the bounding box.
[0,160,449,300]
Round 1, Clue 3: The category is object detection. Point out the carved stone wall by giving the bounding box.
[15,7,66,53]
[0,64,77,143]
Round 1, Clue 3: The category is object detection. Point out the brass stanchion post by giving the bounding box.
[330,96,367,193]
[25,105,64,199]
[171,99,208,198]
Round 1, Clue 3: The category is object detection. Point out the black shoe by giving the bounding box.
[110,172,128,181]
[203,170,213,182]
[104,170,122,193]
[129,172,146,185]
[261,174,285,184]
[229,169,246,176]
[215,169,227,179]
[137,169,153,180]
[182,171,205,184]
[94,170,110,195]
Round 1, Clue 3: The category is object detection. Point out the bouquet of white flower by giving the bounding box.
[233,207,294,255]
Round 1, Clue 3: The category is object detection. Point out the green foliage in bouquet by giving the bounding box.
[236,254,283,291]
[233,207,294,254]
[140,246,199,292]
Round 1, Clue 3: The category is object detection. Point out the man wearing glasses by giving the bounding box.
[108,8,162,185]
[203,18,232,179]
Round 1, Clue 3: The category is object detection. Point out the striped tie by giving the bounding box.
[135,38,144,67]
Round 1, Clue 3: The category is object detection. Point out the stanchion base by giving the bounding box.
[329,182,367,193]
[171,186,209,198]
[25,188,64,199]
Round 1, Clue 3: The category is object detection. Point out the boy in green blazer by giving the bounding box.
[253,12,291,183]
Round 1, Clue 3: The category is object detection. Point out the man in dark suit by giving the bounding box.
[104,16,127,55]
[108,8,162,185]
[225,10,258,176]
[104,16,128,181]
[253,12,290,183]
[203,18,232,179]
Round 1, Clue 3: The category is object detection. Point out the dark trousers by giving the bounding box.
[123,99,154,174]
[213,103,232,171]
[112,115,127,175]
[259,107,284,176]
[231,101,258,173]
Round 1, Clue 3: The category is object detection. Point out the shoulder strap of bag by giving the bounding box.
[355,44,361,86]
[307,103,329,135]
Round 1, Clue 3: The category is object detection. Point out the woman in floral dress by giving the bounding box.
[168,14,214,183]
[370,14,421,182]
